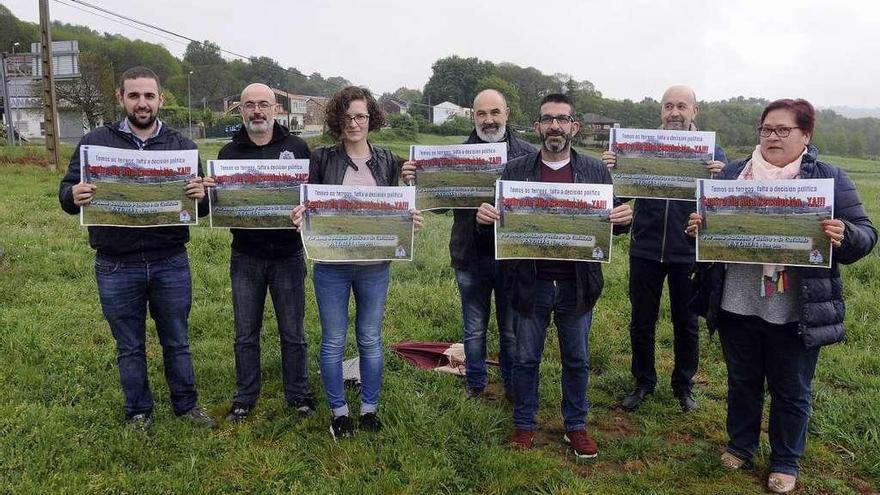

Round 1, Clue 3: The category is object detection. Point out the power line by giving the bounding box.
[51,0,323,84]
[53,0,187,47]
[57,0,254,61]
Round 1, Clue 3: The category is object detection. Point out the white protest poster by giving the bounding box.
[610,127,715,200]
[696,178,835,268]
[208,159,309,228]
[495,180,614,263]
[409,142,507,210]
[80,145,198,227]
[300,184,416,262]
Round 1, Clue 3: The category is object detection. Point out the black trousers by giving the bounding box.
[628,256,699,393]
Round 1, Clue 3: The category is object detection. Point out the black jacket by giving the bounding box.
[218,123,311,258]
[691,145,876,347]
[308,142,400,186]
[59,120,206,261]
[450,129,536,271]
[495,148,627,314]
[629,144,729,263]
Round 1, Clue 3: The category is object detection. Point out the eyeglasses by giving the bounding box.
[757,125,799,138]
[345,114,370,125]
[538,114,575,126]
[242,101,274,111]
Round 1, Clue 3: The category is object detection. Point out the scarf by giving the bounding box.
[738,145,806,296]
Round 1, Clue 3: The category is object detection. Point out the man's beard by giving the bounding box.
[127,108,157,130]
[540,130,570,153]
[663,118,687,130]
[475,122,506,143]
[245,119,272,134]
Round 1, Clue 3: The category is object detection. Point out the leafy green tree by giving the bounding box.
[423,56,493,108]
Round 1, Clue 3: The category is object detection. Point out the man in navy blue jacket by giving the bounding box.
[59,67,215,430]
[602,85,728,412]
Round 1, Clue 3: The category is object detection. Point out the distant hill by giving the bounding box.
[826,106,880,119]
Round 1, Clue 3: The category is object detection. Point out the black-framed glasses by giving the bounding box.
[757,125,798,138]
[242,101,274,111]
[538,114,575,126]
[345,114,370,125]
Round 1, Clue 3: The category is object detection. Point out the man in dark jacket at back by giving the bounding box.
[59,66,215,430]
[403,89,534,399]
[477,94,633,460]
[602,85,728,412]
[215,83,315,422]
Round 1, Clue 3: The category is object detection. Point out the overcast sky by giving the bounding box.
[4,0,879,108]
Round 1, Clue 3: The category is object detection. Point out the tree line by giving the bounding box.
[389,55,880,159]
[2,6,878,159]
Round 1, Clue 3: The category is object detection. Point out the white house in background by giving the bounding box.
[432,101,472,125]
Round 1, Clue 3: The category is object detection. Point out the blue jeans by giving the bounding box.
[313,262,390,417]
[454,256,515,391]
[230,250,311,406]
[95,252,198,417]
[512,279,592,432]
[719,311,820,476]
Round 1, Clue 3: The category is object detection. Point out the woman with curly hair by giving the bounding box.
[291,86,422,439]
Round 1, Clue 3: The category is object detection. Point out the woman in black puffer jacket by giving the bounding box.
[687,98,876,494]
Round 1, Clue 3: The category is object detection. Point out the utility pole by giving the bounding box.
[39,0,61,171]
[1,53,18,146]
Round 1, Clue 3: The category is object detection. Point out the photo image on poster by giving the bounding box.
[495,180,614,263]
[80,145,198,227]
[208,159,309,229]
[610,127,715,200]
[409,143,507,210]
[300,184,416,262]
[696,178,834,268]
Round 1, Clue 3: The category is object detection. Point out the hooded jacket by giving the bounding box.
[217,122,310,258]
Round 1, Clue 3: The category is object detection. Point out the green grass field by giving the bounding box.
[698,212,831,266]
[612,155,709,200]
[302,214,413,261]
[83,179,197,226]
[416,169,498,210]
[1,142,878,494]
[497,212,612,262]
[210,187,298,229]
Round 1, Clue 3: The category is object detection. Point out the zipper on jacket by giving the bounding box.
[660,200,670,263]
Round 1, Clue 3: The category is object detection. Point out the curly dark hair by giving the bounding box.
[324,86,386,141]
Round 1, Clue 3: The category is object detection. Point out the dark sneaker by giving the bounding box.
[564,429,598,460]
[621,387,653,411]
[179,406,218,429]
[675,390,699,412]
[465,386,484,399]
[126,413,153,432]
[510,429,535,450]
[330,415,354,441]
[225,403,252,422]
[291,397,316,417]
[359,413,382,433]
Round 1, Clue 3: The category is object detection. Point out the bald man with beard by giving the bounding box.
[403,89,535,400]
[603,85,728,413]
[216,83,315,422]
